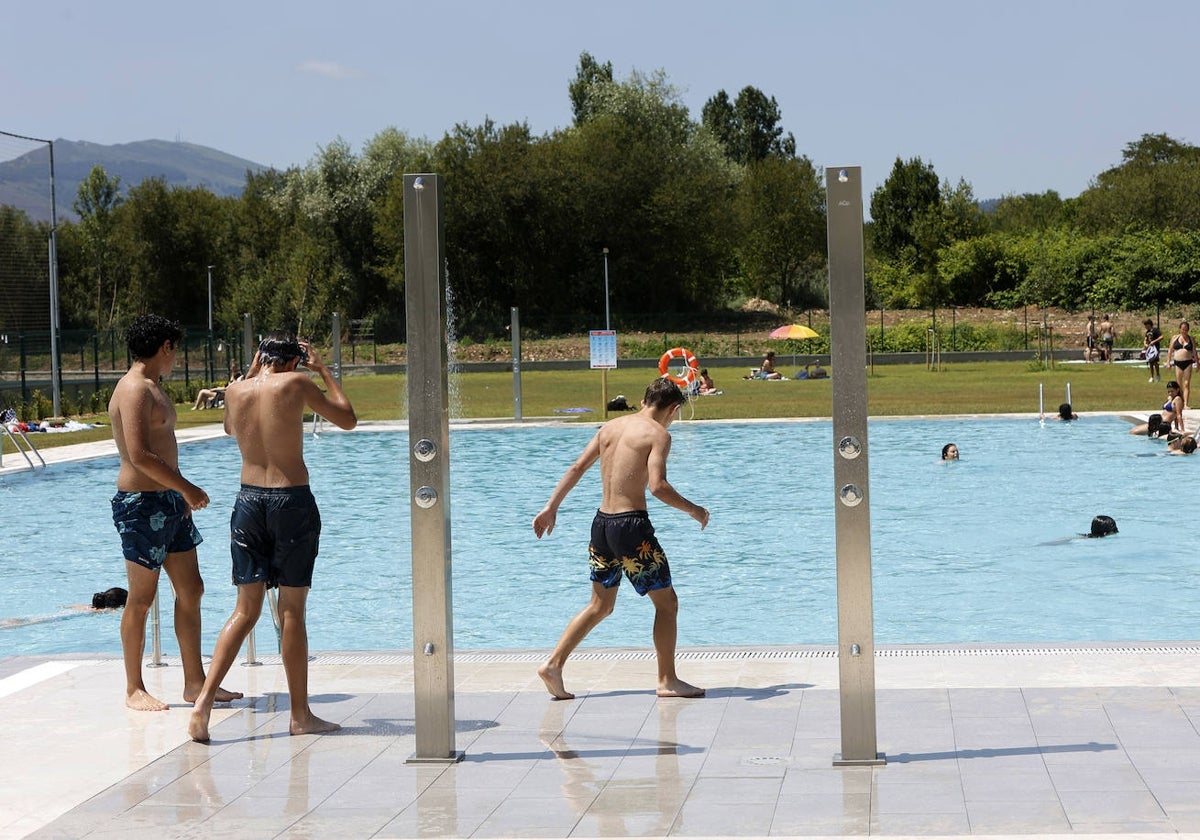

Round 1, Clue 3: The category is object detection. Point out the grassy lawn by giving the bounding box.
[3,358,1162,457]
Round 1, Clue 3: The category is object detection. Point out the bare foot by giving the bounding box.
[290,713,341,736]
[657,679,705,698]
[537,664,575,700]
[183,684,244,705]
[126,688,170,711]
[188,710,211,743]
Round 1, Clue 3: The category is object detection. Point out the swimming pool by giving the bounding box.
[2,416,1197,657]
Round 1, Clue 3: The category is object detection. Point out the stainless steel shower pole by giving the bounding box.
[827,166,884,767]
[403,174,463,764]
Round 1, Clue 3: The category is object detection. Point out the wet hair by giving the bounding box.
[1183,437,1198,454]
[1086,515,1118,538]
[258,330,307,366]
[941,443,958,460]
[91,587,128,609]
[125,315,183,360]
[1058,403,1075,421]
[1167,380,1181,391]
[1147,413,1166,438]
[644,377,686,410]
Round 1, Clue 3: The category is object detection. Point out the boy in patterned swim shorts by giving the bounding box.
[109,314,242,711]
[533,377,710,700]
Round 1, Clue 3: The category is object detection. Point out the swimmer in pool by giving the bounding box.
[1082,515,1118,538]
[1168,434,1197,455]
[91,587,128,609]
[940,443,959,461]
[533,377,709,701]
[1041,514,1118,545]
[1056,403,1078,421]
[1,588,132,629]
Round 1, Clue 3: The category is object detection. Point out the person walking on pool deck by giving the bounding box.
[532,377,710,701]
[188,332,357,743]
[108,314,243,712]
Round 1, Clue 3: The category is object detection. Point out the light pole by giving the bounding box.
[602,248,610,330]
[206,265,214,380]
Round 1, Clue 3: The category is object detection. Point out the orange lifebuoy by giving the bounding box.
[658,347,699,389]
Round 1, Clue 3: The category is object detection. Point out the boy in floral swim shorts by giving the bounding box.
[533,377,710,700]
[108,314,242,712]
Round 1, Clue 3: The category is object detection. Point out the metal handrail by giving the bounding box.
[1,423,47,470]
[146,581,284,668]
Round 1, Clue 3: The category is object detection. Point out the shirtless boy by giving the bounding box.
[188,331,357,742]
[532,377,709,700]
[109,314,242,711]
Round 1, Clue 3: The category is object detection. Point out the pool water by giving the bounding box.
[2,416,1197,657]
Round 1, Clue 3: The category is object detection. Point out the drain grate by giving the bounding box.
[743,756,793,766]
[273,642,1200,666]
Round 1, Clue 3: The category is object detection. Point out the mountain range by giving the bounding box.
[0,139,267,223]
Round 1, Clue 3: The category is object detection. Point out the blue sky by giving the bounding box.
[2,0,1197,200]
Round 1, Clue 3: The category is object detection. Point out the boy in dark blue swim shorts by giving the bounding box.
[189,331,358,743]
[533,377,710,701]
[230,485,321,588]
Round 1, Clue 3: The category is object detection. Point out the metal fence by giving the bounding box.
[0,326,244,410]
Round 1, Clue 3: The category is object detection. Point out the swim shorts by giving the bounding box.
[111,490,203,570]
[230,485,321,588]
[588,509,672,595]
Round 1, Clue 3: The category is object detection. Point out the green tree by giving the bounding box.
[988,190,1067,234]
[1075,133,1200,233]
[565,67,737,324]
[71,165,124,330]
[733,156,826,306]
[869,157,942,267]
[112,178,234,329]
[568,51,614,127]
[701,86,795,164]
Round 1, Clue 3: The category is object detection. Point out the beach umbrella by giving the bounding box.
[769,323,819,368]
[769,324,819,340]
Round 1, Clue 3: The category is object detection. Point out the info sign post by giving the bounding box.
[590,330,617,418]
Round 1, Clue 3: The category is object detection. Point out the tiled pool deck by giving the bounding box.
[3,644,1200,838]
[4,420,1200,838]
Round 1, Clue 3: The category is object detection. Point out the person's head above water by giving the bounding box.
[941,443,959,460]
[1147,413,1166,437]
[92,587,128,609]
[258,331,308,367]
[1085,515,1118,538]
[1058,403,1077,421]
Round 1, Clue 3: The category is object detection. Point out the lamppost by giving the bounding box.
[206,265,215,381]
[601,248,611,330]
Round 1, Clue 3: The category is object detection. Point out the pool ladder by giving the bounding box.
[148,586,282,668]
[1,423,47,471]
